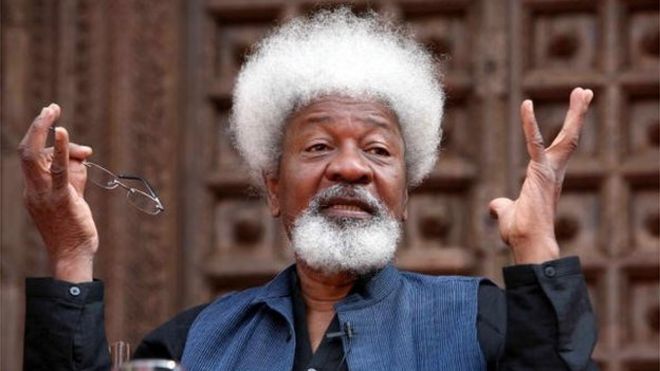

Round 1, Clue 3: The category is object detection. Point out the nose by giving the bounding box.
[325,144,373,184]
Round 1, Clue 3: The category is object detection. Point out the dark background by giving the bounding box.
[2,0,658,370]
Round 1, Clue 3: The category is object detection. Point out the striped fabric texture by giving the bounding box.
[182,264,486,370]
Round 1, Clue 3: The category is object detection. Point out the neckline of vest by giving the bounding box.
[250,263,402,310]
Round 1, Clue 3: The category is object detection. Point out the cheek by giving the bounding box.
[375,165,407,214]
[278,161,323,222]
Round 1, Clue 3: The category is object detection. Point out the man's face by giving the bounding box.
[266,95,409,234]
[265,95,409,273]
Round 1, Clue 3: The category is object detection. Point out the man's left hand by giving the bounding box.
[489,87,594,264]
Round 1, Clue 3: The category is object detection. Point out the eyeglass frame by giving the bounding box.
[47,125,164,215]
[82,161,165,215]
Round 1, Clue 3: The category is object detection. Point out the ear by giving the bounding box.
[263,170,281,217]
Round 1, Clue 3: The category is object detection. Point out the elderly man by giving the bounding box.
[22,9,597,371]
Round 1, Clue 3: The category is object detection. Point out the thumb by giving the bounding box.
[489,197,513,220]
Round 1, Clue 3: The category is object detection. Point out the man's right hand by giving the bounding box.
[19,103,98,283]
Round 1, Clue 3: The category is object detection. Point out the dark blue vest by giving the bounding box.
[182,264,486,370]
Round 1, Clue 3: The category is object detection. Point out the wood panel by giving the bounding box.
[510,1,659,369]
[1,1,184,369]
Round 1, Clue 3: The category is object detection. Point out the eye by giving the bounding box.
[305,143,331,152]
[366,146,391,157]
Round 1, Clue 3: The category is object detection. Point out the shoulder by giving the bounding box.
[133,287,266,360]
[382,270,486,311]
[196,265,296,317]
[207,286,262,306]
[399,270,484,288]
[134,267,292,361]
[134,304,208,361]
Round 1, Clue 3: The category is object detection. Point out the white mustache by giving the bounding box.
[307,184,387,218]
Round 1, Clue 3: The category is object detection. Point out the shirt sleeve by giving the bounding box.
[478,256,599,371]
[23,277,209,370]
[24,277,110,371]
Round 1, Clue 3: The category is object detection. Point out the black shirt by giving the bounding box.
[24,257,599,370]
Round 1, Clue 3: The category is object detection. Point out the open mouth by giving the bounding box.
[319,197,376,219]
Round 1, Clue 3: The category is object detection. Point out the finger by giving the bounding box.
[547,88,594,163]
[68,142,93,159]
[489,197,514,220]
[43,143,93,159]
[19,106,60,191]
[42,148,88,171]
[40,148,89,195]
[18,104,61,153]
[69,159,89,196]
[51,127,70,192]
[520,100,547,164]
[69,158,87,174]
[43,151,87,174]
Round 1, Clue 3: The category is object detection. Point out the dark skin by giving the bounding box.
[264,90,593,351]
[265,96,410,351]
[20,89,592,353]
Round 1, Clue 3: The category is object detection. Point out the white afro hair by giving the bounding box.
[231,8,444,187]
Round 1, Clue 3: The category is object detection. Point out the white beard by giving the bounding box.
[291,185,401,275]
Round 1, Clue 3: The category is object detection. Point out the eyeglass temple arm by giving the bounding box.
[115,174,160,198]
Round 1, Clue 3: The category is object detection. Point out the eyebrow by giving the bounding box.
[362,114,393,130]
[300,114,334,125]
[301,112,395,129]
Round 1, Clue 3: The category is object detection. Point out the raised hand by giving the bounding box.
[18,104,98,282]
[489,88,594,264]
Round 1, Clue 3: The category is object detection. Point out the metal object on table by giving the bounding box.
[119,359,184,370]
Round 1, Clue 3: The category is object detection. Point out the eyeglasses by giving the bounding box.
[47,125,164,215]
[83,161,165,215]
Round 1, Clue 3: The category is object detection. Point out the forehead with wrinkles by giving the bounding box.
[284,96,403,141]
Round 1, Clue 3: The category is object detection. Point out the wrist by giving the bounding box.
[51,254,94,283]
[509,235,560,265]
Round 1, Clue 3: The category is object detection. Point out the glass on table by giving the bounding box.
[109,341,131,370]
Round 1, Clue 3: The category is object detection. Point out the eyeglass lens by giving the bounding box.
[86,163,119,190]
[127,189,162,215]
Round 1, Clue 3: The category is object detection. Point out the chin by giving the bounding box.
[301,255,391,277]
[291,212,400,276]
[290,184,402,275]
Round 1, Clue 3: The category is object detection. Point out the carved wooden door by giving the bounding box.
[184,1,659,370]
[1,1,657,370]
